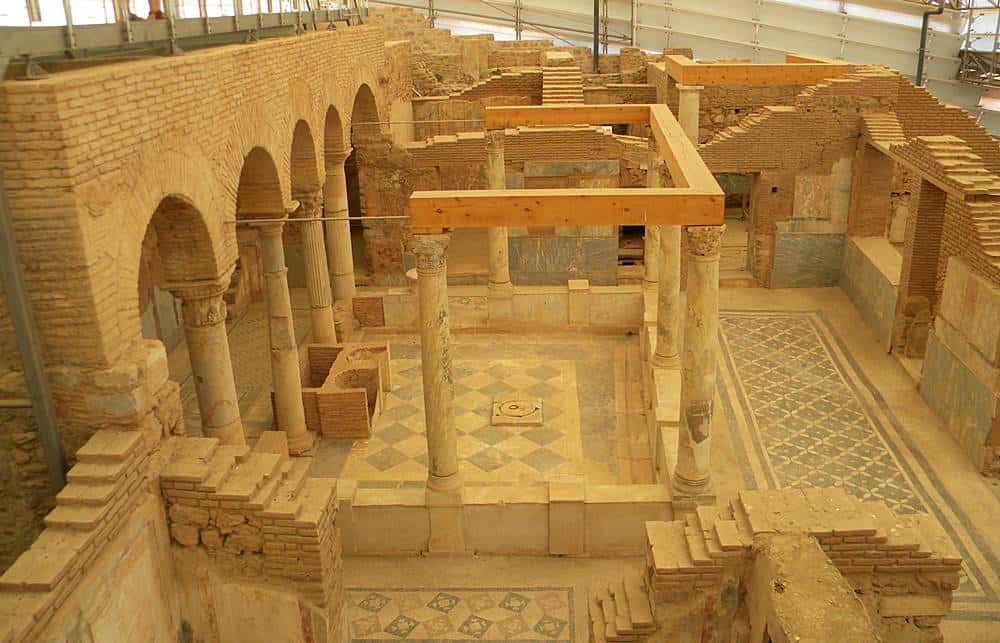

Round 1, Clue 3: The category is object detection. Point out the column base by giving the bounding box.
[670,473,715,510]
[643,280,659,291]
[426,473,465,553]
[203,419,246,447]
[286,428,316,456]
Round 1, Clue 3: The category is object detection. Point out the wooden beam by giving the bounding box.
[409,188,724,232]
[648,104,723,198]
[484,104,651,129]
[664,54,849,87]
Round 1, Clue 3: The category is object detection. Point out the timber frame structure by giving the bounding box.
[409,103,725,233]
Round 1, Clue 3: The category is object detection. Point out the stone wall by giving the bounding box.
[840,236,901,352]
[358,127,648,284]
[646,487,962,643]
[920,256,1000,474]
[161,433,344,642]
[0,407,52,574]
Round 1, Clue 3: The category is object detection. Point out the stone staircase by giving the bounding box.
[642,488,961,605]
[587,573,657,642]
[160,433,341,606]
[967,199,1000,265]
[704,108,775,145]
[862,112,908,148]
[542,65,585,105]
[0,429,156,642]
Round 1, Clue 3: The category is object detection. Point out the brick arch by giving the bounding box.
[291,119,322,197]
[350,82,383,146]
[324,105,348,171]
[221,99,295,217]
[237,147,286,218]
[108,144,237,350]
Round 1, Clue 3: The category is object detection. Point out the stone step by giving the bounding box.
[74,430,144,464]
[55,480,116,507]
[214,452,283,502]
[259,459,313,518]
[66,459,129,484]
[588,592,609,643]
[623,573,655,630]
[44,502,112,531]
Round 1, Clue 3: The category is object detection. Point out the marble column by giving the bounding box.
[413,233,464,552]
[644,153,661,289]
[323,150,356,301]
[677,84,703,145]
[257,219,314,455]
[485,130,512,292]
[172,274,246,446]
[672,225,725,497]
[653,220,682,367]
[413,234,460,488]
[297,192,337,344]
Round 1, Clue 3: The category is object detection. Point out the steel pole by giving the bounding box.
[0,171,66,492]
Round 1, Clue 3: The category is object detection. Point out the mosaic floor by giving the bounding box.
[345,588,574,641]
[718,309,1000,622]
[328,336,647,486]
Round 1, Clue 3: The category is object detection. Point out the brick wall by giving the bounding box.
[0,25,398,451]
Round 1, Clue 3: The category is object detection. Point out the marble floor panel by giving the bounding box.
[333,334,646,485]
[346,587,573,641]
[715,295,1000,626]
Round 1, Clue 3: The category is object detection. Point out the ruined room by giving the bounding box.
[0,0,999,641]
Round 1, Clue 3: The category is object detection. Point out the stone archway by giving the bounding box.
[235,146,315,454]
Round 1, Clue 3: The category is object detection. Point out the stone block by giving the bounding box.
[548,475,585,555]
[938,256,1000,367]
[567,279,590,327]
[771,232,845,288]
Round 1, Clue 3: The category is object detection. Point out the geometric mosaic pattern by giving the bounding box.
[340,358,579,483]
[346,587,574,641]
[721,313,924,514]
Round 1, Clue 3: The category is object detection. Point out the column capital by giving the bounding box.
[294,191,324,217]
[325,147,352,172]
[485,129,504,153]
[412,233,450,271]
[685,224,726,259]
[165,265,235,302]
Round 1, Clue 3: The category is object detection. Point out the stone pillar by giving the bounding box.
[677,84,703,145]
[413,233,464,552]
[257,219,314,455]
[653,222,682,367]
[172,274,246,446]
[485,130,512,292]
[297,192,337,344]
[672,225,724,499]
[644,154,661,289]
[323,150,356,301]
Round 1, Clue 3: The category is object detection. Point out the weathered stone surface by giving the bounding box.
[770,232,845,288]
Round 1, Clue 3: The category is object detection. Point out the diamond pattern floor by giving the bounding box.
[346,587,573,641]
[721,312,923,514]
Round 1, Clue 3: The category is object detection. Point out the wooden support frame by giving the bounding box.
[409,104,724,233]
[662,53,850,87]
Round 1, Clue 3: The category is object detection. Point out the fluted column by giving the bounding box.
[171,273,245,446]
[672,225,724,497]
[485,130,512,292]
[677,84,703,145]
[413,233,460,490]
[297,192,337,344]
[653,160,681,367]
[644,153,661,289]
[323,149,356,301]
[257,218,314,455]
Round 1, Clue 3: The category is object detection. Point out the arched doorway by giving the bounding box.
[137,195,244,445]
